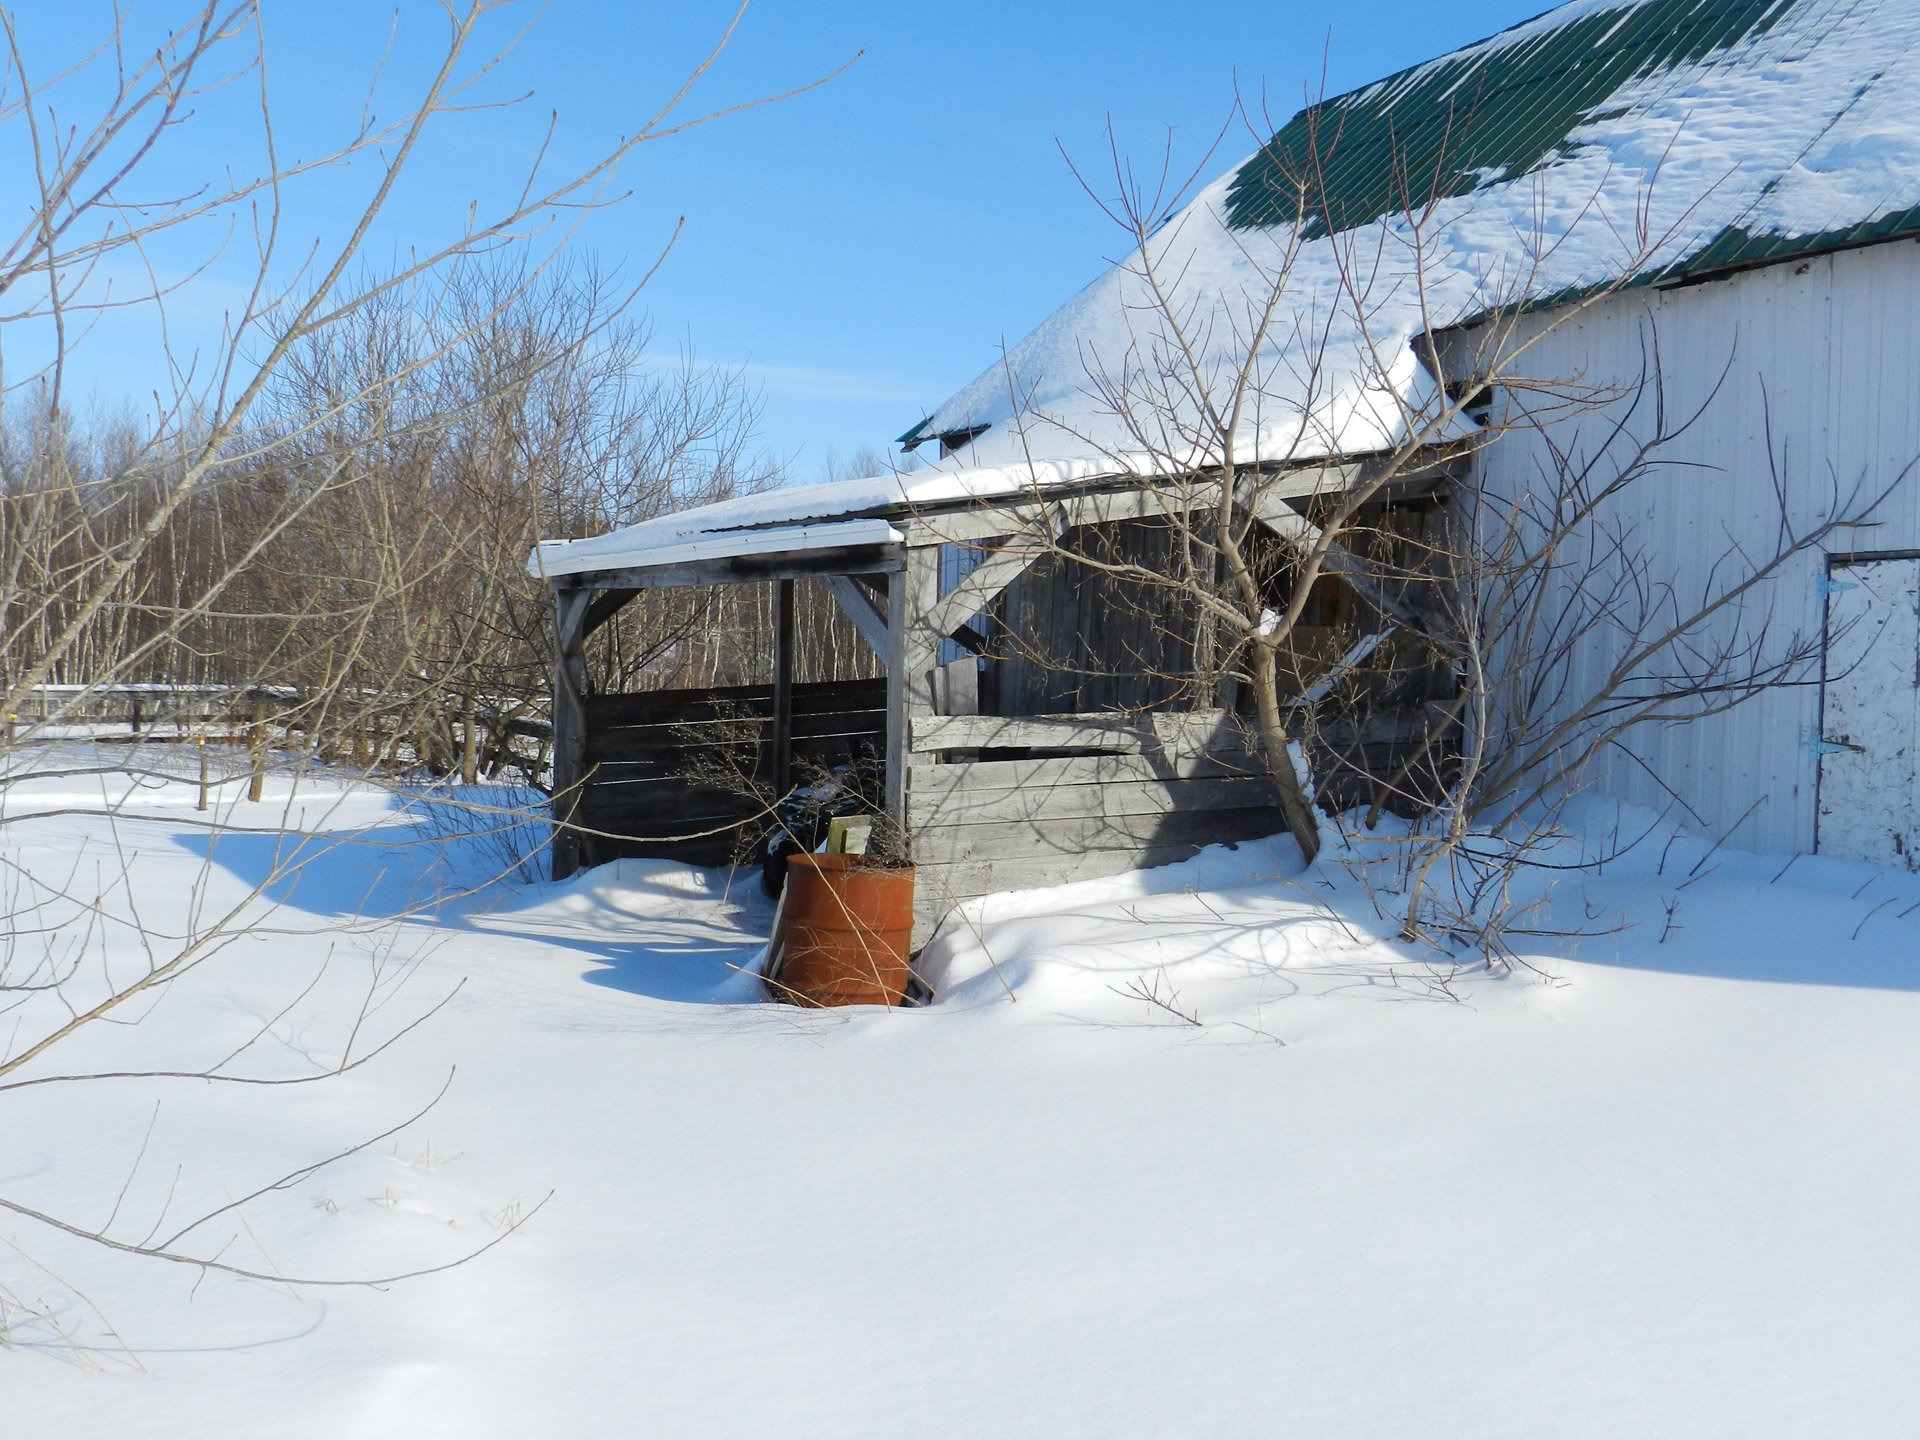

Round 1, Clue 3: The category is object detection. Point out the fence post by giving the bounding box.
[247,703,266,804]
[772,578,794,801]
[551,588,591,880]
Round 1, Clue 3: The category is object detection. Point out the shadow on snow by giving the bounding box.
[174,817,773,1005]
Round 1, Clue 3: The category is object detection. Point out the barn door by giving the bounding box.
[1817,557,1920,868]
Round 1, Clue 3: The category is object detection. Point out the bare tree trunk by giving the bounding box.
[1248,642,1320,861]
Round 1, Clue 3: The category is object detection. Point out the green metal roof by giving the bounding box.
[1224,0,1920,288]
[1227,0,1796,236]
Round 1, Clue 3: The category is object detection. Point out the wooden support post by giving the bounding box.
[460,693,480,786]
[772,577,794,801]
[884,544,943,826]
[551,587,591,881]
[885,571,908,825]
[247,713,266,803]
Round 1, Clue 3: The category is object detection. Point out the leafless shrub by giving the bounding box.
[946,91,1887,963]
[0,0,845,1324]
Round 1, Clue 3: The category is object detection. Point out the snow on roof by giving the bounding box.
[529,456,1124,579]
[530,518,906,581]
[924,0,1920,472]
[538,0,1920,578]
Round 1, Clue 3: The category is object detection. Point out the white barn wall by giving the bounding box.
[1462,237,1920,853]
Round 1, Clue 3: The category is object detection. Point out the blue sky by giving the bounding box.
[22,0,1549,481]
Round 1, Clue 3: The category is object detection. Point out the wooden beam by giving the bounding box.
[884,546,942,822]
[909,773,1273,828]
[910,708,1260,758]
[906,749,1261,802]
[552,542,904,593]
[557,587,592,648]
[900,486,1160,547]
[822,573,890,656]
[947,621,991,655]
[907,455,1462,642]
[922,540,1049,641]
[896,453,1468,548]
[581,587,638,638]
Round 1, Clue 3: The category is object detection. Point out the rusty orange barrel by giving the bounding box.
[773,853,914,1007]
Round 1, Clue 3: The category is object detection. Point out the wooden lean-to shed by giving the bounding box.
[531,454,1464,949]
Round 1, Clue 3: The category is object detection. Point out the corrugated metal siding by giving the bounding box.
[1468,238,1920,852]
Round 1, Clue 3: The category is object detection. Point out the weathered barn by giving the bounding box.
[536,0,1920,942]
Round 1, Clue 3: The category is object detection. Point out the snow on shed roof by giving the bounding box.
[538,0,1920,578]
[529,456,1123,580]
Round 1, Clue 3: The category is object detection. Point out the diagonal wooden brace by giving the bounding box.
[922,542,1047,641]
[823,573,891,656]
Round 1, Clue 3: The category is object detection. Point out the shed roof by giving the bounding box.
[537,0,1920,579]
[529,457,1121,581]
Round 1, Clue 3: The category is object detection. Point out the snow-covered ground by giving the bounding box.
[7,748,1920,1437]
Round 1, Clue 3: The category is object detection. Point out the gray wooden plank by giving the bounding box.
[910,806,1284,865]
[910,774,1275,827]
[911,708,1258,757]
[912,847,1185,950]
[550,543,904,593]
[895,462,1380,546]
[915,841,1262,907]
[906,748,1262,800]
